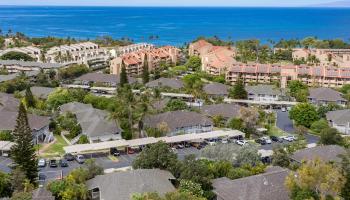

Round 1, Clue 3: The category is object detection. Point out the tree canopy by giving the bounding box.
[132,141,178,170]
[10,102,38,183]
[285,159,346,200]
[186,56,202,71]
[289,103,319,128]
[319,127,344,146]
[229,77,247,99]
[0,51,35,61]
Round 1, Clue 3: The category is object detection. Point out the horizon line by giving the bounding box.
[0,4,349,8]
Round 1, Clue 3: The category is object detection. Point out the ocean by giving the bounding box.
[0,6,350,46]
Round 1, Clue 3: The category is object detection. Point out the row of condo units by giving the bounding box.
[110,46,180,76]
[225,63,350,88]
[0,46,42,61]
[109,43,155,57]
[289,48,350,67]
[0,42,109,66]
[189,39,237,76]
[45,42,109,65]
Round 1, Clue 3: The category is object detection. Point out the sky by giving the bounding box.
[0,0,346,7]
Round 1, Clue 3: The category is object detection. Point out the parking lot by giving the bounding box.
[0,109,319,185]
[0,146,202,185]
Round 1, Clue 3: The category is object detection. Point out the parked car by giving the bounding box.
[261,137,272,144]
[255,138,266,145]
[281,107,287,112]
[127,148,135,154]
[236,140,247,146]
[64,153,75,161]
[184,142,191,148]
[282,136,294,142]
[221,139,228,144]
[110,148,120,156]
[76,155,85,164]
[270,136,283,143]
[38,173,46,182]
[288,135,296,141]
[49,159,58,168]
[176,144,185,149]
[196,144,205,150]
[38,158,46,167]
[59,159,68,167]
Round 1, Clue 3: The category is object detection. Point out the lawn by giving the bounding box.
[267,126,288,137]
[40,135,68,157]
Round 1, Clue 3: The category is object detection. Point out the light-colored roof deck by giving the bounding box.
[64,129,245,153]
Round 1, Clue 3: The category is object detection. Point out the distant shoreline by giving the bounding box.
[0,6,349,46]
[0,5,350,8]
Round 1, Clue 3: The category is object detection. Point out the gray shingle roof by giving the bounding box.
[200,103,241,119]
[151,99,170,111]
[0,60,63,69]
[20,87,55,99]
[0,111,50,131]
[145,78,184,89]
[212,167,290,200]
[290,145,346,163]
[143,110,213,133]
[60,102,122,138]
[86,169,176,200]
[0,93,19,112]
[203,83,230,96]
[0,71,40,83]
[246,85,281,96]
[308,87,347,102]
[326,109,350,125]
[76,73,136,85]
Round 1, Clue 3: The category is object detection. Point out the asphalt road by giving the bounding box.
[276,109,319,144]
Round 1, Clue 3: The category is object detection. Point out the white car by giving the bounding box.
[221,139,228,144]
[261,137,272,144]
[236,140,247,146]
[38,158,46,167]
[208,141,216,146]
[283,136,294,142]
[287,135,296,141]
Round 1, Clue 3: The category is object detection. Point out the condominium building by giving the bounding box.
[226,63,350,88]
[110,46,180,76]
[189,40,236,75]
[0,46,42,61]
[0,60,62,73]
[109,43,155,57]
[291,48,350,67]
[45,42,109,68]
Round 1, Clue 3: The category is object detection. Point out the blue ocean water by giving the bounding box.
[0,6,350,46]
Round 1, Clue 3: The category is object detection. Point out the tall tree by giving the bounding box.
[120,61,128,87]
[229,77,247,99]
[285,159,345,200]
[10,102,38,183]
[142,54,150,84]
[24,87,35,108]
